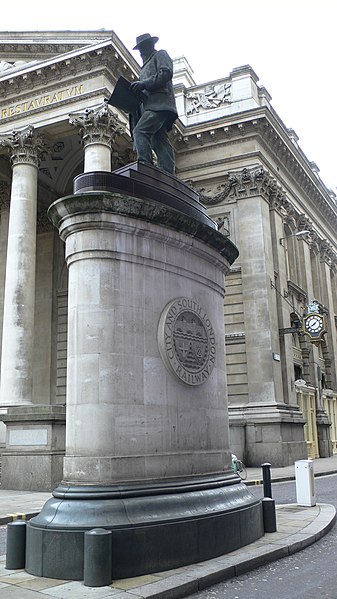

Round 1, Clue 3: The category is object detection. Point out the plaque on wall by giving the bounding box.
[158,298,216,386]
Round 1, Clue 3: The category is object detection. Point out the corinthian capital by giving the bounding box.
[0,125,46,167]
[69,103,126,148]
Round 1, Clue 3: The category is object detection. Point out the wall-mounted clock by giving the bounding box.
[303,312,326,343]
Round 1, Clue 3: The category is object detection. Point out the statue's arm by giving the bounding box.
[141,50,173,91]
[130,51,173,94]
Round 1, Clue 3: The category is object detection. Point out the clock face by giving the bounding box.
[305,315,324,334]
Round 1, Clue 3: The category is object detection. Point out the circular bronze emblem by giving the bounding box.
[158,298,216,386]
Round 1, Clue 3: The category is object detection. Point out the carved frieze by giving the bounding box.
[230,167,280,204]
[186,83,231,115]
[189,167,337,273]
[191,176,237,206]
[190,166,287,208]
[176,115,337,233]
[0,42,83,58]
[214,216,230,236]
[187,166,336,274]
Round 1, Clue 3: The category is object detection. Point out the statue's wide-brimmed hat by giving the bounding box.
[133,33,159,50]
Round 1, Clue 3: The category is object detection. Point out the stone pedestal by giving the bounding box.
[26,163,263,580]
[230,402,307,467]
[0,405,65,491]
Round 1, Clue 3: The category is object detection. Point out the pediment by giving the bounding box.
[0,30,140,134]
[0,30,116,63]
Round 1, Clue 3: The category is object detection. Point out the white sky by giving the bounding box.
[1,0,336,192]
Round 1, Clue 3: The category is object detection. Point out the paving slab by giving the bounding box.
[0,502,334,599]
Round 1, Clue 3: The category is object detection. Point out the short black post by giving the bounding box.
[6,520,27,570]
[262,462,272,498]
[83,528,112,587]
[262,497,277,532]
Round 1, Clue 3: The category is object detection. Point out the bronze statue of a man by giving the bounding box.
[130,33,178,175]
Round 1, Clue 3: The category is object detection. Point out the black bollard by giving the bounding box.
[6,520,27,570]
[262,497,277,532]
[83,528,112,587]
[262,462,272,498]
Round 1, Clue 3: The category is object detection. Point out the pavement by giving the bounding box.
[0,455,336,598]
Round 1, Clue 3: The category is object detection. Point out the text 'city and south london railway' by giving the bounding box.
[159,298,216,386]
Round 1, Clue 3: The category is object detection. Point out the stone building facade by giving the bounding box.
[0,31,336,489]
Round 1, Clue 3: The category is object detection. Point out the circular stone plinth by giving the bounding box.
[26,474,263,580]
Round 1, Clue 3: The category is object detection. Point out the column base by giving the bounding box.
[0,405,66,491]
[26,473,263,580]
[229,403,307,466]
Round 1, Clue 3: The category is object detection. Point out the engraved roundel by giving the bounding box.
[157,298,216,386]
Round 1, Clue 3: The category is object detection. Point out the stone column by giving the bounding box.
[232,167,306,466]
[69,103,125,172]
[0,181,10,365]
[269,199,297,406]
[238,193,280,404]
[0,182,10,445]
[0,126,44,407]
[319,242,337,387]
[0,129,66,491]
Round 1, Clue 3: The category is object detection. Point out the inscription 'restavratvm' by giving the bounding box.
[1,85,84,120]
